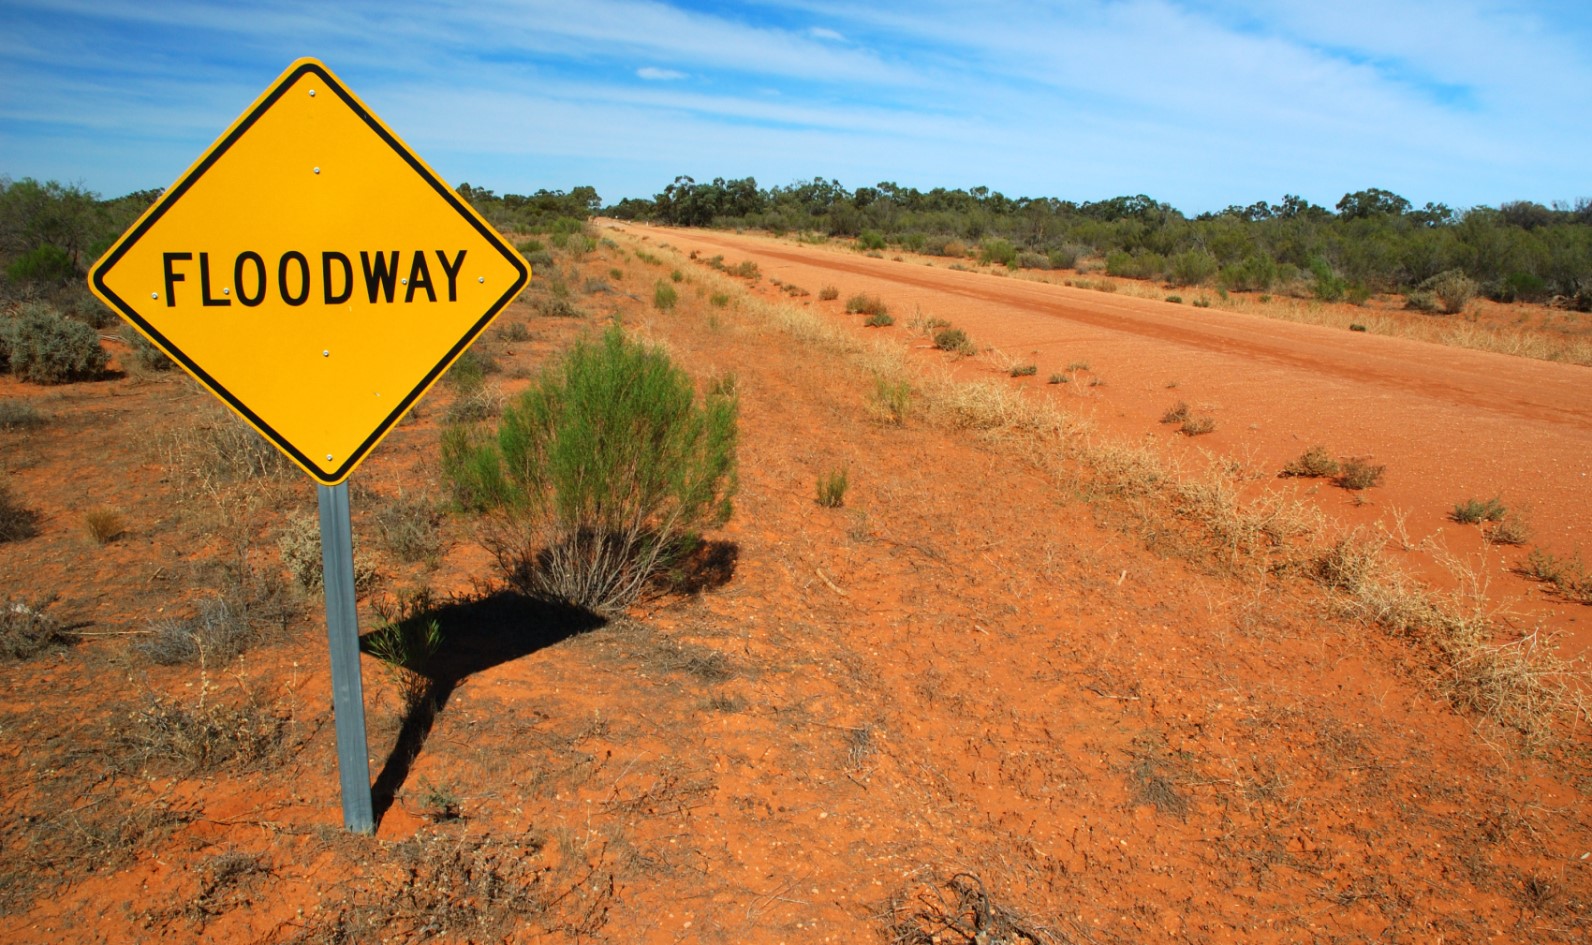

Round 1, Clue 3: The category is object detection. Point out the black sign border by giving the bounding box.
[90,60,530,485]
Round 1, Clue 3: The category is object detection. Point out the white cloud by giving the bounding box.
[636,67,686,81]
[809,26,845,41]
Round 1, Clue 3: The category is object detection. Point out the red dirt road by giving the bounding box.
[618,223,1592,650]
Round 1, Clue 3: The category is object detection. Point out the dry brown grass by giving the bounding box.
[641,234,1590,747]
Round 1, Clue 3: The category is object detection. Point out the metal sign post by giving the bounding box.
[317,483,374,833]
[86,58,529,831]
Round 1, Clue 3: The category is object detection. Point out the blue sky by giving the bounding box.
[3,0,1589,214]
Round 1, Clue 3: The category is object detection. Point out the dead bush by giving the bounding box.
[277,512,381,595]
[0,598,75,660]
[882,872,1055,945]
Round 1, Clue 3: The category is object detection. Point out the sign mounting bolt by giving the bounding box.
[151,292,159,299]
[326,454,334,462]
[478,276,485,283]
[308,89,316,97]
[313,166,321,175]
[323,349,330,357]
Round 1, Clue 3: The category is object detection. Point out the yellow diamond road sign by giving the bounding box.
[89,58,529,485]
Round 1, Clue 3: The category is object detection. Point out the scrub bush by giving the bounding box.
[457,327,738,613]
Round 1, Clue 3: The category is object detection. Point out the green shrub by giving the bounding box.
[815,467,848,508]
[1404,290,1437,312]
[457,327,738,613]
[653,281,679,310]
[1336,458,1385,490]
[818,285,839,301]
[932,327,974,355]
[1016,252,1051,270]
[1047,373,1067,384]
[1421,269,1479,314]
[670,269,683,283]
[1191,297,1211,309]
[709,292,730,308]
[0,400,46,430]
[1009,363,1037,377]
[979,239,1017,267]
[1,305,108,383]
[1167,250,1218,286]
[1451,497,1506,524]
[845,293,888,316]
[1219,255,1278,292]
[1165,295,1183,304]
[733,260,760,279]
[863,311,894,327]
[1281,446,1339,478]
[858,230,887,251]
[1310,258,1348,302]
[119,324,174,372]
[6,245,75,283]
[1047,245,1084,270]
[444,348,496,392]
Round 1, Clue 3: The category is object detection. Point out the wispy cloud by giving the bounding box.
[636,67,686,81]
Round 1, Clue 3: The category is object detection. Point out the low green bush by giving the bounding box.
[1,304,108,384]
[450,326,738,613]
[932,327,974,355]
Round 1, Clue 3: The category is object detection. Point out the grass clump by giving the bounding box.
[1521,549,1592,604]
[871,377,911,426]
[1281,446,1340,479]
[845,294,888,316]
[733,260,760,279]
[864,311,895,327]
[373,490,444,565]
[137,596,259,666]
[1009,364,1037,377]
[276,513,381,596]
[1160,401,1190,425]
[933,327,975,356]
[1452,497,1507,525]
[450,326,738,614]
[83,507,125,544]
[1336,458,1385,491]
[1047,373,1067,384]
[0,400,47,430]
[1,305,108,384]
[1179,415,1216,436]
[652,281,679,311]
[709,292,730,308]
[818,285,839,301]
[815,467,849,508]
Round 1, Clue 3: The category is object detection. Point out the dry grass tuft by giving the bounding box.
[83,507,125,544]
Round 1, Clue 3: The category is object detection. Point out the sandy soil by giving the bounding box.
[618,223,1592,658]
[0,227,1588,944]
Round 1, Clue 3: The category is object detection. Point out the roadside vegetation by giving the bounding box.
[613,176,1592,363]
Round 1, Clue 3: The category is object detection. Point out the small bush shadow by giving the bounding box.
[667,540,739,596]
[362,590,605,824]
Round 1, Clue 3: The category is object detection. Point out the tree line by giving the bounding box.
[609,175,1592,308]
